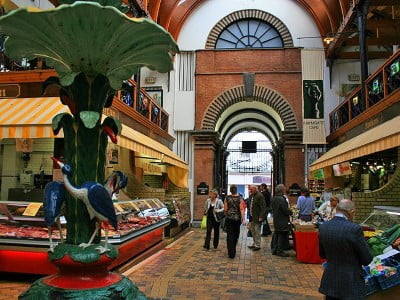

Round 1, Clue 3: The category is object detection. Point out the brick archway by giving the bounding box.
[200,85,299,136]
[205,9,294,49]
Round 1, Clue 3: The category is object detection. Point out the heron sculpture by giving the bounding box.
[51,157,118,253]
[43,181,65,252]
[104,170,128,198]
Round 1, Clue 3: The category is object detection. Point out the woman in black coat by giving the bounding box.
[271,184,293,257]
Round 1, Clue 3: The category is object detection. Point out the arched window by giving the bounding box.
[216,19,283,49]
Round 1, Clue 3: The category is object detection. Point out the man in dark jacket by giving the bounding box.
[260,183,272,236]
[247,185,266,251]
[318,199,373,300]
[271,184,292,257]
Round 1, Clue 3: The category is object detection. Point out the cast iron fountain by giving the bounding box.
[0,1,178,299]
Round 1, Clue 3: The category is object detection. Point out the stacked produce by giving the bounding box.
[366,224,400,256]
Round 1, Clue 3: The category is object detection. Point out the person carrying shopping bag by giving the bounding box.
[203,189,224,250]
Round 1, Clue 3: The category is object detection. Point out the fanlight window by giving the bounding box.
[216,19,283,49]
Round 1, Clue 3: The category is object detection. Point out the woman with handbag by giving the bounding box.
[203,189,224,250]
[224,185,245,258]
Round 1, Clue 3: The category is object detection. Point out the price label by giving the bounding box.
[23,203,42,216]
[114,204,124,212]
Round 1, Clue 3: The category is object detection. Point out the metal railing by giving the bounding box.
[329,50,400,133]
[118,79,169,131]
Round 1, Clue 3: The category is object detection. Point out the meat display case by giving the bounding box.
[0,198,170,274]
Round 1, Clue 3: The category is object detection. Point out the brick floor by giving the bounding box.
[0,227,325,299]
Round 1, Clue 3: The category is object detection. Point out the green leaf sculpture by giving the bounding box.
[0,1,178,89]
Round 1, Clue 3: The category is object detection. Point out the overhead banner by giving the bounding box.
[302,80,326,144]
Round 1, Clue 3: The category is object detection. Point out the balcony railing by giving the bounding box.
[329,50,400,134]
[117,79,169,131]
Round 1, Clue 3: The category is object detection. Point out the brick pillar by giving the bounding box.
[280,131,305,204]
[192,131,219,221]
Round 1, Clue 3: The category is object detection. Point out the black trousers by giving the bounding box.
[225,218,241,258]
[204,215,220,249]
[262,217,272,235]
[271,230,289,254]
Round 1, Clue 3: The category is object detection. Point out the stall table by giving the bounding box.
[294,226,325,264]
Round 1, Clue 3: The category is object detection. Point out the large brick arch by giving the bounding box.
[200,85,299,134]
[205,9,294,49]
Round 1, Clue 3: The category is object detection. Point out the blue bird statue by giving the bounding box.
[103,170,128,199]
[51,157,118,253]
[43,181,65,252]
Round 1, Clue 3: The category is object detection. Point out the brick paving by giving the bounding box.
[0,227,325,299]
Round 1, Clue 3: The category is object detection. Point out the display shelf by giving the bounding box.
[361,206,400,231]
[164,197,190,238]
[308,179,325,193]
[0,198,170,274]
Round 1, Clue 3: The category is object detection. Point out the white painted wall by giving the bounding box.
[177,0,322,50]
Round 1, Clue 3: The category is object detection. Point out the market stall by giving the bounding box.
[293,221,325,264]
[0,198,170,274]
[361,206,400,297]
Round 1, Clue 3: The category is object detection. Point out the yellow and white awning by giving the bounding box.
[0,97,188,171]
[310,115,400,171]
[0,97,68,138]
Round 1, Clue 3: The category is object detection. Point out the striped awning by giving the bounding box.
[310,115,400,171]
[0,97,68,138]
[119,125,188,170]
[0,97,188,170]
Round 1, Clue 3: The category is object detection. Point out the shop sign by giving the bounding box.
[313,168,324,180]
[332,162,352,176]
[16,138,33,153]
[197,182,209,195]
[0,84,20,98]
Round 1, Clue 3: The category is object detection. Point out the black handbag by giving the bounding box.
[216,211,225,222]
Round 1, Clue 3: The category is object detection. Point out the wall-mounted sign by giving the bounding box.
[0,84,20,98]
[16,138,33,153]
[197,182,209,195]
[144,77,156,84]
[348,73,360,82]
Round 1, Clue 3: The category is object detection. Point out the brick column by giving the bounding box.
[191,131,219,221]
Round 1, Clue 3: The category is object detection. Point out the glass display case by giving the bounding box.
[0,198,170,246]
[164,197,190,237]
[361,206,400,231]
[0,198,170,274]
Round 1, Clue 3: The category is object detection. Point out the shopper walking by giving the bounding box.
[271,184,293,257]
[319,199,373,300]
[203,189,224,250]
[296,187,315,222]
[260,183,272,236]
[247,184,266,251]
[224,185,245,258]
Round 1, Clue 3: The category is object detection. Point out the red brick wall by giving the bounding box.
[193,145,215,220]
[195,48,303,130]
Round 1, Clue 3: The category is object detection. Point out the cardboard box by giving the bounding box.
[294,224,317,232]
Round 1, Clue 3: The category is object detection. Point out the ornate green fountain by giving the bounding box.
[0,1,178,299]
